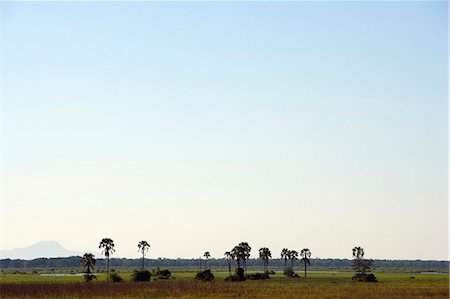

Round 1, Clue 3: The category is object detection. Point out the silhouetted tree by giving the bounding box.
[353,246,364,259]
[203,251,211,270]
[80,253,96,282]
[137,240,150,271]
[238,242,251,275]
[352,246,373,274]
[231,245,244,269]
[99,238,115,281]
[300,248,311,277]
[224,251,232,276]
[281,248,289,271]
[289,250,298,268]
[259,247,272,273]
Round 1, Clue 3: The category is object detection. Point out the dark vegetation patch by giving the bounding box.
[132,270,151,282]
[195,269,214,281]
[351,273,378,282]
[225,268,246,282]
[246,272,270,280]
[110,273,124,283]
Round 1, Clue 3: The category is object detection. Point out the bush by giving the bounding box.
[84,274,96,282]
[351,273,378,282]
[132,270,151,282]
[246,272,270,280]
[155,268,172,279]
[225,268,246,282]
[110,273,124,282]
[195,269,215,281]
[283,267,299,278]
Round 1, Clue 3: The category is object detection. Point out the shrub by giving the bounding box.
[156,268,172,279]
[132,270,151,282]
[225,268,246,282]
[84,274,96,282]
[283,267,299,278]
[351,273,378,282]
[246,272,270,280]
[195,269,215,281]
[110,273,124,282]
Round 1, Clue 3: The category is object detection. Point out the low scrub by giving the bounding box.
[83,274,96,282]
[195,269,215,281]
[154,268,172,280]
[283,267,300,278]
[225,268,246,282]
[110,273,124,283]
[351,273,378,282]
[132,270,151,282]
[246,272,270,280]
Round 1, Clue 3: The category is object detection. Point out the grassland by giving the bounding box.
[0,271,448,298]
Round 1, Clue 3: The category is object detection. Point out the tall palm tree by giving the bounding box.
[239,242,251,275]
[300,248,311,277]
[80,253,96,281]
[352,246,372,274]
[289,250,298,268]
[203,251,211,270]
[224,251,232,276]
[281,248,289,271]
[137,240,150,271]
[259,247,272,273]
[99,238,115,281]
[231,245,244,268]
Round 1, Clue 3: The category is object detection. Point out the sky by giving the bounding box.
[1,1,448,260]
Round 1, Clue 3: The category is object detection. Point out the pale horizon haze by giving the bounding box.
[1,1,448,260]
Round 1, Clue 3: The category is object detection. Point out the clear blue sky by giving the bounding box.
[2,1,448,260]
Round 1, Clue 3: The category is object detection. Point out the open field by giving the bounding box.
[0,272,448,298]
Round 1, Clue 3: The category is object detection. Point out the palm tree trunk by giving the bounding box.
[142,252,145,271]
[107,256,110,282]
[284,259,287,271]
[304,263,307,278]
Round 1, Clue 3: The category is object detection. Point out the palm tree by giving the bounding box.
[289,250,298,268]
[203,251,211,270]
[300,248,311,277]
[239,242,251,275]
[99,238,115,281]
[352,246,372,274]
[352,246,364,259]
[231,245,244,268]
[281,248,289,271]
[137,240,150,271]
[259,247,272,273]
[224,251,232,276]
[80,253,96,282]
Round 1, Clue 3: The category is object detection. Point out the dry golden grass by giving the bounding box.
[0,272,448,298]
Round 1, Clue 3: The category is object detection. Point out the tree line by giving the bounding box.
[73,240,440,283]
[2,257,447,271]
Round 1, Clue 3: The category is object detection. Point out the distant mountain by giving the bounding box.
[0,241,84,260]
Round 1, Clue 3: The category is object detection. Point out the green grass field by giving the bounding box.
[0,271,448,298]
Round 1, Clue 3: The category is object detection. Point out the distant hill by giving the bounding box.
[0,241,84,259]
